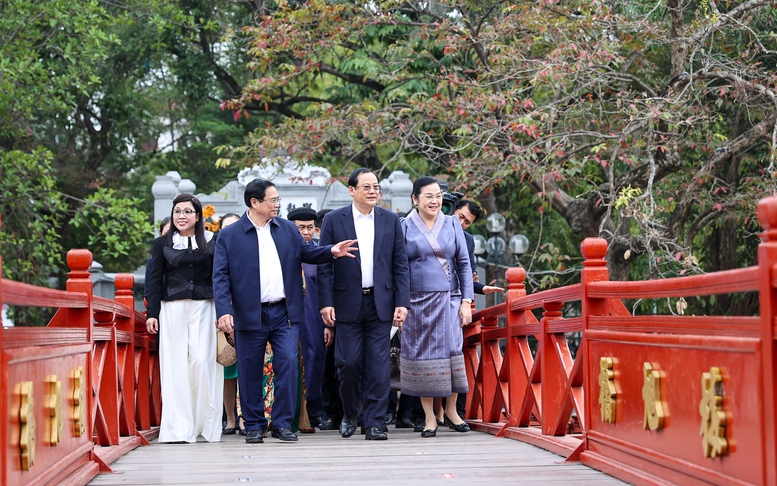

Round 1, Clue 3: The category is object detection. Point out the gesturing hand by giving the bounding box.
[482,285,505,294]
[331,239,358,258]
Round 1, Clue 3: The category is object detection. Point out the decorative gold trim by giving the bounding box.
[71,367,86,437]
[45,375,64,446]
[13,381,36,470]
[699,367,728,458]
[598,357,616,424]
[642,362,665,430]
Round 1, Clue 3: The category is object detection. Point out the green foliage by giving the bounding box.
[1,0,260,295]
[2,0,776,322]
[218,0,776,316]
[0,0,117,143]
[69,189,154,271]
[0,149,67,284]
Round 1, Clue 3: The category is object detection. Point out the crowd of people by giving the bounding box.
[144,168,503,444]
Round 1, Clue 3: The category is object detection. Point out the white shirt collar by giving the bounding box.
[171,231,213,250]
[352,203,375,220]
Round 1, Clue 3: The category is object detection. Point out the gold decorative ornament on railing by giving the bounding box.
[699,366,728,458]
[642,362,665,431]
[45,374,64,446]
[13,381,36,470]
[598,357,616,424]
[71,366,86,437]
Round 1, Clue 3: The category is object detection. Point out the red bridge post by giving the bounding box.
[757,196,777,485]
[64,250,95,445]
[504,266,526,429]
[580,237,609,445]
[114,274,137,437]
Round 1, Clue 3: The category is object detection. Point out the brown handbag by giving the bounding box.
[216,330,237,367]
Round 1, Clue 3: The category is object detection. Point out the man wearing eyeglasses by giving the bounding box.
[213,179,357,444]
[318,168,411,441]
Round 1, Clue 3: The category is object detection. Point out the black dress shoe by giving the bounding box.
[395,417,415,429]
[421,427,437,438]
[413,421,425,433]
[318,418,337,430]
[239,426,247,436]
[245,430,264,443]
[384,413,396,425]
[449,422,470,433]
[361,424,388,435]
[271,427,298,442]
[436,419,445,427]
[365,426,388,440]
[222,427,237,435]
[340,415,358,438]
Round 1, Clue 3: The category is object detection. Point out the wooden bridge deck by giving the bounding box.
[88,427,625,485]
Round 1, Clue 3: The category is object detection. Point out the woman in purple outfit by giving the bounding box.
[399,176,474,438]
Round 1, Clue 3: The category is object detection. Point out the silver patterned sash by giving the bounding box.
[409,210,450,281]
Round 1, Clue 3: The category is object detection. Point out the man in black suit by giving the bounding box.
[318,168,411,440]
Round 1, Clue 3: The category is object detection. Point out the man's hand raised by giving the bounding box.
[331,239,358,258]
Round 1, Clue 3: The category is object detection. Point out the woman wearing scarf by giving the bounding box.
[400,177,474,438]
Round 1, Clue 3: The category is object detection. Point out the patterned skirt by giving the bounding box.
[262,342,312,432]
[400,290,468,397]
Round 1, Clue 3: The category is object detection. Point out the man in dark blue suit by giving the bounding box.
[287,206,328,427]
[213,179,356,444]
[318,168,411,441]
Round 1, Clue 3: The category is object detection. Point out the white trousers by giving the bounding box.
[158,299,224,443]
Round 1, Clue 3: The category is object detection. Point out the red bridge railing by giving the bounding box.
[464,196,777,485]
[1,249,160,485]
[5,196,777,485]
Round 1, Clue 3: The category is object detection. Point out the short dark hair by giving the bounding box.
[166,194,207,254]
[220,213,241,228]
[315,208,333,229]
[244,179,275,206]
[411,176,440,198]
[158,217,171,234]
[455,199,483,223]
[348,168,374,187]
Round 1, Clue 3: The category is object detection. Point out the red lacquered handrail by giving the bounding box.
[587,266,759,299]
[1,278,88,308]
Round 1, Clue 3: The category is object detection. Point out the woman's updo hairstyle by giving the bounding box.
[412,176,440,199]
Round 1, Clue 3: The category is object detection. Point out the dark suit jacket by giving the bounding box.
[317,205,410,323]
[463,231,485,295]
[213,213,334,330]
[146,236,217,320]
